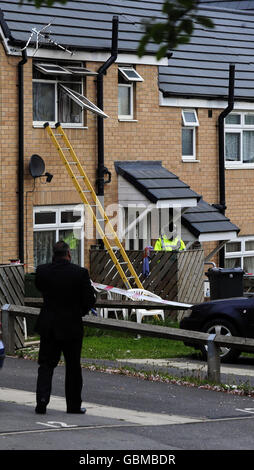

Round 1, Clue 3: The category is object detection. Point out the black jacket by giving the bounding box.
[35,259,96,340]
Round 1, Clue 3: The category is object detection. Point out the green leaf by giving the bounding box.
[195,15,215,29]
[138,0,214,57]
[156,44,170,60]
[180,18,194,35]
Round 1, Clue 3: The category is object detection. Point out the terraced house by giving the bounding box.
[0,0,254,287]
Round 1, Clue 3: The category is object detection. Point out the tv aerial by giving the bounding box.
[21,22,73,56]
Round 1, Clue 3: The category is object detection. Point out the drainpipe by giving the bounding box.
[97,16,118,196]
[18,49,27,263]
[96,15,118,247]
[217,63,235,267]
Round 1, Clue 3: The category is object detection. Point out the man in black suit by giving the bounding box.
[35,240,96,415]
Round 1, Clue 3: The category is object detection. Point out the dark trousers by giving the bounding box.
[36,333,83,411]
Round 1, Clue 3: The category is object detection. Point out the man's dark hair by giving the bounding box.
[53,240,70,259]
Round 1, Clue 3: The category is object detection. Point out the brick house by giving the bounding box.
[0,0,252,278]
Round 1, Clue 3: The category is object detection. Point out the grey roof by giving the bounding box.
[114,161,201,204]
[0,0,165,54]
[159,5,254,101]
[199,0,254,9]
[1,1,254,100]
[182,199,240,238]
[115,161,239,238]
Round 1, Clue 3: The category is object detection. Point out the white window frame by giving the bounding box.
[181,109,199,161]
[33,77,85,128]
[59,84,108,118]
[225,236,254,273]
[34,63,98,76]
[118,83,134,120]
[181,109,199,127]
[32,61,102,128]
[33,205,85,266]
[225,112,254,168]
[118,66,144,82]
[118,66,143,121]
[34,63,72,75]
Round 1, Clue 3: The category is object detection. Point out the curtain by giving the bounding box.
[58,83,82,123]
[34,231,55,266]
[225,132,240,161]
[33,82,55,121]
[225,257,241,269]
[243,256,254,274]
[243,131,254,162]
[246,240,254,251]
[226,241,241,253]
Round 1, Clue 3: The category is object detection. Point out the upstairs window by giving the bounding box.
[118,66,143,120]
[225,112,254,166]
[181,109,199,160]
[32,61,105,127]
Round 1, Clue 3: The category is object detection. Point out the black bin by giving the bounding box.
[25,272,41,298]
[206,267,244,300]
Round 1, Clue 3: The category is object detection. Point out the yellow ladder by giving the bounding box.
[44,122,143,289]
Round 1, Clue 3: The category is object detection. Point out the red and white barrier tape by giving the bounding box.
[92,282,192,309]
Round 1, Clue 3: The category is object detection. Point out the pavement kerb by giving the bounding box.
[19,340,254,390]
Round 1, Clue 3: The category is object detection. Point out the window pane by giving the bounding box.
[226,241,241,252]
[59,230,81,265]
[225,257,241,268]
[33,82,55,121]
[59,84,108,119]
[245,114,254,125]
[182,111,197,124]
[243,131,254,162]
[58,83,82,123]
[243,256,254,273]
[119,67,143,82]
[225,114,241,125]
[61,211,81,223]
[35,212,56,225]
[34,230,55,266]
[118,85,131,116]
[225,133,240,161]
[246,240,254,251]
[182,128,194,156]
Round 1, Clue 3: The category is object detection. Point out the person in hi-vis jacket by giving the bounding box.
[154,222,185,252]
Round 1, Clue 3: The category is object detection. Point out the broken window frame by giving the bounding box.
[32,61,101,127]
[59,84,108,119]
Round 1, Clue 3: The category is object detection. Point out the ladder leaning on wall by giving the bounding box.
[44,122,143,289]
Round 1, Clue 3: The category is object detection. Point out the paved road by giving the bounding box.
[1,356,254,458]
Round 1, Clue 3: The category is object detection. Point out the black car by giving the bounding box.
[0,313,5,369]
[180,296,254,362]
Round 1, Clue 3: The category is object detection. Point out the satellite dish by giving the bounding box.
[29,154,45,178]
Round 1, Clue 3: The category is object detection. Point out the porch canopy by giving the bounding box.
[115,161,240,248]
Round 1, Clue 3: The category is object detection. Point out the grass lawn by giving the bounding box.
[82,321,200,361]
[26,320,201,361]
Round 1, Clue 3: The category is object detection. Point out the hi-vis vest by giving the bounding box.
[154,235,185,252]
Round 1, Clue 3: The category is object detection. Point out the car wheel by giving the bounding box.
[201,318,240,363]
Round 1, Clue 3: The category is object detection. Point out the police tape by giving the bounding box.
[91,282,193,309]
